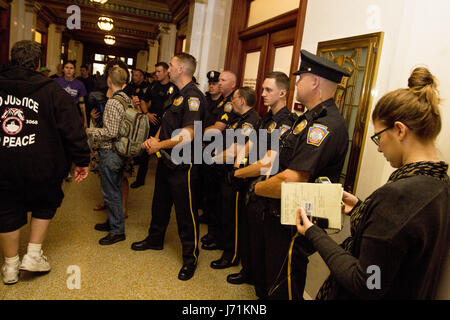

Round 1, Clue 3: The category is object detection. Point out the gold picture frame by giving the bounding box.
[317,32,384,193]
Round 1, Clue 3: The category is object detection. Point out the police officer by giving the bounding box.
[226,71,297,286]
[204,70,223,128]
[130,62,178,188]
[130,53,206,281]
[201,70,238,249]
[242,50,350,299]
[198,70,222,224]
[209,87,261,269]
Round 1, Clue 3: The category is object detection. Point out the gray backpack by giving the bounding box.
[112,94,150,158]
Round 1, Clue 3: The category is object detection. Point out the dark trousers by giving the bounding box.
[134,151,150,184]
[215,165,248,262]
[147,160,200,266]
[246,197,309,300]
[203,164,222,242]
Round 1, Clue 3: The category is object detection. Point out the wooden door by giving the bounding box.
[0,2,10,66]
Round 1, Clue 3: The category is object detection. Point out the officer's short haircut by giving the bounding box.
[11,40,42,70]
[174,53,197,77]
[237,87,256,108]
[133,69,145,77]
[265,71,290,92]
[108,66,128,87]
[155,62,169,70]
[80,64,88,70]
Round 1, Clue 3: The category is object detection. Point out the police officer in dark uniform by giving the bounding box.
[204,70,223,128]
[226,71,297,286]
[130,62,178,188]
[208,87,261,269]
[200,70,237,249]
[123,69,148,101]
[130,53,206,281]
[242,50,350,299]
[198,70,222,223]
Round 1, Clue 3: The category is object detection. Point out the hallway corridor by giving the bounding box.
[0,159,257,300]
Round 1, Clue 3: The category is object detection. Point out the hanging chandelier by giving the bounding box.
[98,17,114,31]
[104,35,116,45]
[90,0,108,4]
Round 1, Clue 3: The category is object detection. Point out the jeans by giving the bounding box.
[98,149,126,235]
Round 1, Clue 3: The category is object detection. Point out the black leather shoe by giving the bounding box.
[130,181,144,189]
[210,257,239,269]
[201,242,221,250]
[99,233,125,245]
[178,264,197,281]
[201,233,214,244]
[227,271,252,285]
[131,239,163,251]
[198,214,208,224]
[94,221,110,232]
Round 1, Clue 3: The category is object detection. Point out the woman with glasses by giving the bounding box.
[296,67,449,299]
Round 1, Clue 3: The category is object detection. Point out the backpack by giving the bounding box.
[112,93,150,158]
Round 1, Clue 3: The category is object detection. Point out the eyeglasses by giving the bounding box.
[370,125,393,146]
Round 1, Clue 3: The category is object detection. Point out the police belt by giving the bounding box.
[156,149,190,170]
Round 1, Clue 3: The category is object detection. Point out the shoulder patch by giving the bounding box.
[224,102,233,113]
[188,97,200,111]
[293,120,308,135]
[241,122,254,136]
[173,96,183,107]
[307,124,329,147]
[279,124,291,137]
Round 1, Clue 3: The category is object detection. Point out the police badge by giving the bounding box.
[267,121,277,134]
[293,120,307,135]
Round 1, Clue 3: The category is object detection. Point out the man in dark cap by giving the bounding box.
[238,49,350,300]
[197,71,222,224]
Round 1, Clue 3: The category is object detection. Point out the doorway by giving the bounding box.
[0,1,10,66]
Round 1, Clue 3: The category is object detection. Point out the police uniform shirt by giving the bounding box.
[158,81,206,151]
[258,106,297,155]
[204,92,224,128]
[285,98,348,182]
[142,81,178,119]
[216,92,237,127]
[223,108,261,150]
[123,81,148,100]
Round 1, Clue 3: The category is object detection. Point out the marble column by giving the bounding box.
[185,0,232,92]
[136,50,149,71]
[147,39,159,72]
[46,24,64,74]
[68,39,83,76]
[158,23,177,65]
[9,0,38,50]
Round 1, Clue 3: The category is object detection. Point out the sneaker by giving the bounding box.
[2,260,20,285]
[20,250,51,272]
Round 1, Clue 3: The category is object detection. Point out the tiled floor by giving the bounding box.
[0,158,348,300]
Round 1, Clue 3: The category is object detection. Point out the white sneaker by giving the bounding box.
[2,259,20,285]
[20,250,51,272]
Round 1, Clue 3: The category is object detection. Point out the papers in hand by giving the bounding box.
[281,182,343,230]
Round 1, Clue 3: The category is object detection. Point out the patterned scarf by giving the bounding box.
[316,161,449,300]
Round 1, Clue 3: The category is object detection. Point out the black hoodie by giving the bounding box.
[0,65,90,189]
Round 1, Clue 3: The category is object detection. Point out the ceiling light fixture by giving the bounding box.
[104,35,116,45]
[98,17,114,31]
[90,0,108,4]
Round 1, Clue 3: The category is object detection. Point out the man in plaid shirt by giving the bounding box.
[87,67,130,245]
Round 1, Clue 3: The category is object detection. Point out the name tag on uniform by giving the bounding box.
[307,124,329,147]
[188,97,200,111]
